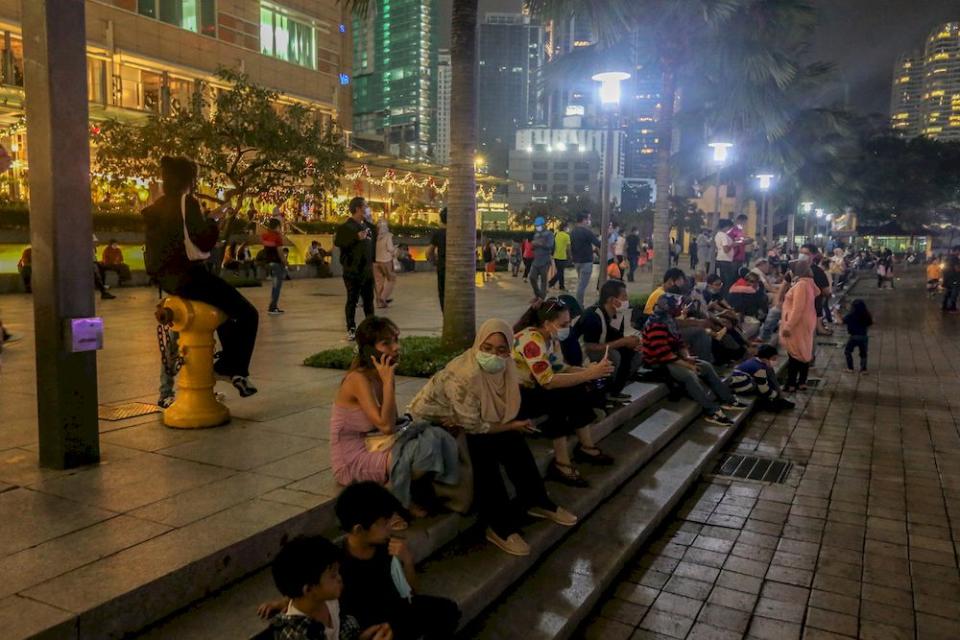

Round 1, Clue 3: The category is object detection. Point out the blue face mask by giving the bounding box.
[556,326,571,341]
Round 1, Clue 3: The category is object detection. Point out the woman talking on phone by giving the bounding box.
[512,298,617,488]
[330,316,458,518]
[409,319,578,556]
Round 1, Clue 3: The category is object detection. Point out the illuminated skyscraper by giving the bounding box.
[436,50,451,165]
[890,52,923,138]
[352,0,439,159]
[920,22,960,141]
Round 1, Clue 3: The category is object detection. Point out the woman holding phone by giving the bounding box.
[410,318,578,556]
[330,316,458,518]
[512,298,616,487]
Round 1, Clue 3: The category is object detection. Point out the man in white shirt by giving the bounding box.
[714,219,737,296]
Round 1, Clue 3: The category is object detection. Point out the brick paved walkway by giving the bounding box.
[580,271,960,640]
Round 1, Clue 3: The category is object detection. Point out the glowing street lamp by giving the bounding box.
[756,173,775,246]
[709,141,734,164]
[708,140,734,227]
[592,70,630,285]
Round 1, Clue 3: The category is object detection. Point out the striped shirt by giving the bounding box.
[641,321,684,366]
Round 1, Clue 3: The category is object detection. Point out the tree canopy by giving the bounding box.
[94,67,346,209]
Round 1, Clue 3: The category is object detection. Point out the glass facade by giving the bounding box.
[352,0,438,160]
[137,0,216,37]
[260,2,317,69]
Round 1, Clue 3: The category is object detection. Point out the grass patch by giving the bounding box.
[304,335,460,377]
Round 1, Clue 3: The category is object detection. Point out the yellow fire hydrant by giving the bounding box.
[156,296,230,429]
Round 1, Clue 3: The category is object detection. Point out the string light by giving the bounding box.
[344,164,497,201]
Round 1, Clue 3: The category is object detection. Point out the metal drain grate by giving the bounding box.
[804,378,823,388]
[98,402,161,421]
[712,454,793,484]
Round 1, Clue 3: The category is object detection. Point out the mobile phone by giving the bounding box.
[361,345,383,365]
[530,415,550,427]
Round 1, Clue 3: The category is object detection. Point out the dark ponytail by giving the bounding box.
[513,297,568,333]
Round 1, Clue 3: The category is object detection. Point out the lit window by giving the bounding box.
[137,0,216,36]
[261,2,317,69]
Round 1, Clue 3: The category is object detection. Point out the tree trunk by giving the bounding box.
[652,68,676,279]
[442,0,478,351]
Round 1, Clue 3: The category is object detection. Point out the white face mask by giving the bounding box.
[363,206,373,222]
[798,253,811,262]
[617,299,630,314]
[475,350,507,374]
[555,326,571,341]
[535,225,544,232]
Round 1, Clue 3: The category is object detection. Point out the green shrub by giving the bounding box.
[304,335,459,377]
[629,293,651,310]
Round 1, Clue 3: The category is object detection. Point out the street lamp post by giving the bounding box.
[790,201,813,255]
[756,173,775,250]
[708,141,733,229]
[592,71,629,286]
[816,208,825,247]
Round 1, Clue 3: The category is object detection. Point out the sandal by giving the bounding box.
[573,445,615,466]
[547,461,589,488]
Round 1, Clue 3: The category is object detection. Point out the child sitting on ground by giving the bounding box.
[260,535,392,640]
[259,483,460,639]
[843,299,873,374]
[728,345,794,411]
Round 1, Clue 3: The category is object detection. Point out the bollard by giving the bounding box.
[157,296,230,429]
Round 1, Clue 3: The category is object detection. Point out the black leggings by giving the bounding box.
[467,431,554,538]
[845,335,868,371]
[786,356,810,388]
[517,384,597,438]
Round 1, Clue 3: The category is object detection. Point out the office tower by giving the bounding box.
[477,13,546,177]
[435,50,451,165]
[920,22,960,141]
[890,52,923,137]
[352,0,439,159]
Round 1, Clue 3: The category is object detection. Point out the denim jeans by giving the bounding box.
[760,307,782,342]
[574,262,593,307]
[269,262,284,310]
[158,330,179,401]
[666,359,734,414]
[529,262,549,299]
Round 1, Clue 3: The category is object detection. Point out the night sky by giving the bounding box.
[438,0,959,116]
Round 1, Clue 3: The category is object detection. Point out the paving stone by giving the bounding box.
[672,561,720,584]
[706,585,757,612]
[715,569,762,595]
[661,576,712,601]
[723,555,769,578]
[650,591,703,619]
[681,546,727,568]
[582,616,635,640]
[859,599,915,630]
[687,622,741,640]
[691,535,735,554]
[916,612,960,640]
[614,583,660,607]
[600,599,649,626]
[805,605,858,637]
[747,615,801,640]
[808,588,859,617]
[765,564,813,587]
[638,609,694,639]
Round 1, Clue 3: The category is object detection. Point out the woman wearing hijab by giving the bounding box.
[409,319,577,557]
[641,294,745,426]
[780,260,819,391]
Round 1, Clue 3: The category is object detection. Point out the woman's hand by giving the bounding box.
[360,624,394,640]
[586,358,615,380]
[372,354,396,384]
[507,419,538,434]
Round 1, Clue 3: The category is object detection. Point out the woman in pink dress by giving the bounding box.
[779,260,818,392]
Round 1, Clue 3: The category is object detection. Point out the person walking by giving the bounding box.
[549,221,571,291]
[261,218,287,315]
[520,236,534,281]
[843,299,872,374]
[142,156,258,397]
[780,260,818,392]
[373,217,397,308]
[626,227,640,282]
[510,238,522,277]
[334,197,377,341]
[714,220,737,295]
[569,211,600,307]
[689,235,698,272]
[428,207,447,311]
[482,239,496,281]
[528,217,554,300]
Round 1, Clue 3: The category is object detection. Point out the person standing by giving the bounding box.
[334,197,377,340]
[17,245,31,293]
[843,299,872,374]
[780,260,818,392]
[428,207,447,311]
[607,222,621,264]
[569,211,600,307]
[943,246,960,312]
[729,214,754,275]
[374,217,397,308]
[143,156,258,397]
[689,236,698,272]
[549,221,571,291]
[714,220,737,294]
[261,218,287,315]
[482,239,496,281]
[614,227,626,265]
[528,216,554,300]
[510,238,522,277]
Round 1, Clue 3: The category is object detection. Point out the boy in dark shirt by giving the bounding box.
[336,482,460,640]
[581,280,642,397]
[729,345,794,411]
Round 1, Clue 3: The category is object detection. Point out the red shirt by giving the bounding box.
[728,225,746,263]
[102,245,124,265]
[261,230,283,248]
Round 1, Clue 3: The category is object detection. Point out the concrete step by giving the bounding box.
[465,400,756,639]
[121,381,667,639]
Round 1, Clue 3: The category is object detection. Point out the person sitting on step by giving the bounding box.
[728,344,794,412]
[581,279,643,401]
[409,318,578,557]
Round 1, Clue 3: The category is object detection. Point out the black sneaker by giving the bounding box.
[158,396,175,409]
[231,376,258,397]
[721,399,748,411]
[705,411,735,426]
[607,391,632,402]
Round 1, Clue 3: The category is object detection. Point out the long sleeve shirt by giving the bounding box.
[641,321,684,366]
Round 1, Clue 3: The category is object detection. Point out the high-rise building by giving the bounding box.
[435,50,451,166]
[890,52,923,138]
[920,22,960,141]
[352,0,439,159]
[477,13,546,177]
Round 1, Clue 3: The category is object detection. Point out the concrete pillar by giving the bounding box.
[21,0,100,469]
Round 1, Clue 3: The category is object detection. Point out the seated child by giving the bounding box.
[728,345,794,411]
[260,535,392,640]
[335,482,460,640]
